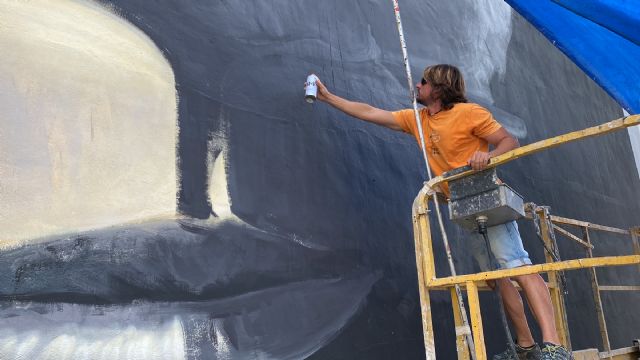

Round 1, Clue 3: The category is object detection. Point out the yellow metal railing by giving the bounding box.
[411,114,640,360]
[424,115,640,190]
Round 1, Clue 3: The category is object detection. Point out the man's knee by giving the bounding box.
[512,273,546,288]
[487,277,511,290]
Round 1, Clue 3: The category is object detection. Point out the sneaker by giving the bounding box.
[540,342,572,360]
[493,343,542,360]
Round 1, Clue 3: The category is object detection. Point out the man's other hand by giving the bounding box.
[468,151,491,170]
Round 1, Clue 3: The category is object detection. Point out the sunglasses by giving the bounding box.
[421,77,427,85]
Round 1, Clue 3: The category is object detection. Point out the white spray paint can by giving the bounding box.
[304,74,318,103]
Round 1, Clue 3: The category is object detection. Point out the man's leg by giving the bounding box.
[472,222,540,358]
[494,277,536,347]
[482,221,538,347]
[485,221,570,359]
[512,274,561,345]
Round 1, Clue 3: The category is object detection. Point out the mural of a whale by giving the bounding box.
[1,0,638,359]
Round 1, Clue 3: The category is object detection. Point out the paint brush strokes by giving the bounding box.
[1,0,637,359]
[0,219,379,359]
[0,0,177,245]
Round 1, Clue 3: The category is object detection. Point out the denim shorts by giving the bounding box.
[468,220,532,270]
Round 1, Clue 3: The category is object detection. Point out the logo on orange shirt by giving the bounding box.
[429,131,441,155]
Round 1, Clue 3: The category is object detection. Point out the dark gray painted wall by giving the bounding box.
[1,0,638,358]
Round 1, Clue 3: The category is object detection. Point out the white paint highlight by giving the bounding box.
[0,319,185,360]
[209,150,233,218]
[211,319,232,360]
[459,1,528,139]
[0,0,178,245]
[624,109,640,179]
[461,0,512,100]
[207,109,232,219]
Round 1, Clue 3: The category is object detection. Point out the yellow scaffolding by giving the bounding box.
[411,115,640,360]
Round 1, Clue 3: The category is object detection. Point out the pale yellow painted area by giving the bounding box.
[0,0,177,244]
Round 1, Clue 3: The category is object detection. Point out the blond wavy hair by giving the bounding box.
[423,64,468,110]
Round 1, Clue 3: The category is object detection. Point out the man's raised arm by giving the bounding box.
[315,77,402,131]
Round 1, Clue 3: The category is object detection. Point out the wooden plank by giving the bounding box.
[573,345,640,360]
[573,347,640,360]
[572,348,600,360]
[428,256,640,287]
[425,115,640,188]
[599,345,640,359]
[466,282,486,360]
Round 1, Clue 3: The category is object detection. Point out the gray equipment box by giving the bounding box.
[446,166,525,230]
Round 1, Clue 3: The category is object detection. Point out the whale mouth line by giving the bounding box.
[0,274,357,307]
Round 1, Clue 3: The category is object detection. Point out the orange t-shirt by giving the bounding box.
[392,103,502,196]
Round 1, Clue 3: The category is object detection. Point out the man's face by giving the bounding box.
[416,77,436,106]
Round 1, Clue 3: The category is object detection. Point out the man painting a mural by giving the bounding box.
[313,64,571,360]
[1,0,639,359]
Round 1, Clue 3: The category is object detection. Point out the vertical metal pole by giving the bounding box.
[467,281,487,360]
[451,287,471,360]
[535,207,571,350]
[582,228,612,358]
[390,0,431,175]
[413,192,436,359]
[631,227,640,274]
[390,2,475,358]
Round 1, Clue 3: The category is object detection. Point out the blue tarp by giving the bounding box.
[505,0,640,114]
